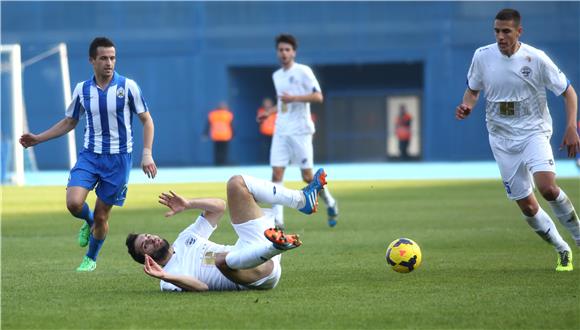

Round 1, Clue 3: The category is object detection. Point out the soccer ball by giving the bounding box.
[386,238,422,273]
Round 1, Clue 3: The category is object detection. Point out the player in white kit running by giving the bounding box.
[456,9,580,271]
[126,169,327,291]
[257,34,338,229]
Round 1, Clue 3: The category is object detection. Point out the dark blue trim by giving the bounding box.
[98,88,111,154]
[562,79,571,95]
[116,76,128,153]
[127,88,137,114]
[71,94,82,120]
[82,81,95,152]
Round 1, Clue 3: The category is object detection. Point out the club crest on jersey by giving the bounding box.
[116,87,125,98]
[289,76,295,84]
[520,66,532,78]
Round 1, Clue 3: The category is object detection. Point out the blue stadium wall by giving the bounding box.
[2,2,579,168]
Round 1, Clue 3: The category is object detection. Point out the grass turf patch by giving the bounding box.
[2,178,579,329]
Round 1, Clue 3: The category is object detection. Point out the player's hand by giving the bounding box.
[560,126,580,158]
[19,133,40,148]
[144,254,166,279]
[455,104,472,120]
[159,190,189,217]
[280,93,295,104]
[141,148,157,179]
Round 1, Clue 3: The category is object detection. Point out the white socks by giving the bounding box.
[272,204,284,227]
[524,207,570,252]
[241,176,304,209]
[547,190,580,244]
[320,186,336,208]
[225,243,282,269]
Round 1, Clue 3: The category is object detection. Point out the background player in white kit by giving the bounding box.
[456,9,580,271]
[126,169,327,291]
[257,34,338,228]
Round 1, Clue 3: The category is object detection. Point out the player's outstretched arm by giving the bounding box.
[144,255,209,292]
[138,112,157,179]
[159,191,226,225]
[19,117,78,148]
[561,85,580,158]
[455,88,480,120]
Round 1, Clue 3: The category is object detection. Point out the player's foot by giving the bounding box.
[556,250,573,272]
[299,168,327,215]
[265,227,302,251]
[78,222,90,247]
[327,202,339,227]
[76,256,97,272]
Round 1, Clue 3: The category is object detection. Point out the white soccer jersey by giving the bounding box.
[65,72,148,154]
[272,62,321,136]
[467,43,569,140]
[159,216,246,292]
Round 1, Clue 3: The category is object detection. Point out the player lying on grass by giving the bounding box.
[126,169,327,291]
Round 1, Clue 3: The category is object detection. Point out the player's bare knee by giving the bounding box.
[227,175,246,194]
[93,212,109,225]
[520,203,539,217]
[66,200,84,215]
[538,185,559,201]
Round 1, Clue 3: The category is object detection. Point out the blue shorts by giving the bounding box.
[68,150,132,206]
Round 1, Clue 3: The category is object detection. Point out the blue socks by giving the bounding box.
[73,203,94,227]
[86,236,105,261]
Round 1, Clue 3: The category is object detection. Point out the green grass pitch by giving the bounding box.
[2,178,579,329]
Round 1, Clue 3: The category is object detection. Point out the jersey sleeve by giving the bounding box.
[178,215,217,240]
[538,51,569,96]
[65,83,85,120]
[160,280,183,292]
[301,66,322,93]
[126,79,149,114]
[466,50,484,91]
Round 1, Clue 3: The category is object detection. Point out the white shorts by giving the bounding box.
[270,134,313,169]
[489,133,556,200]
[231,209,281,290]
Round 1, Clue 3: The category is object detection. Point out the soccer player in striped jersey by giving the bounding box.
[20,37,157,272]
[456,9,579,271]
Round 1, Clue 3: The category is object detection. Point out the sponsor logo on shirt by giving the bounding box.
[520,66,532,78]
[185,236,197,246]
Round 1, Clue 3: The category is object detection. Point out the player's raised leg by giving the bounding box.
[66,186,94,247]
[221,176,302,273]
[242,169,326,214]
[517,193,573,271]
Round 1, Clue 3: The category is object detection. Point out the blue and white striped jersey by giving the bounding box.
[66,72,148,154]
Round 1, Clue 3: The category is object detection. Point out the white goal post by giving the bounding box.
[1,43,76,186]
[1,44,25,186]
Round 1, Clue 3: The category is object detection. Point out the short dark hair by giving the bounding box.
[126,233,145,264]
[89,37,115,59]
[275,34,298,50]
[495,8,521,27]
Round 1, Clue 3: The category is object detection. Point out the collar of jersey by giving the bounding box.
[91,71,118,91]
